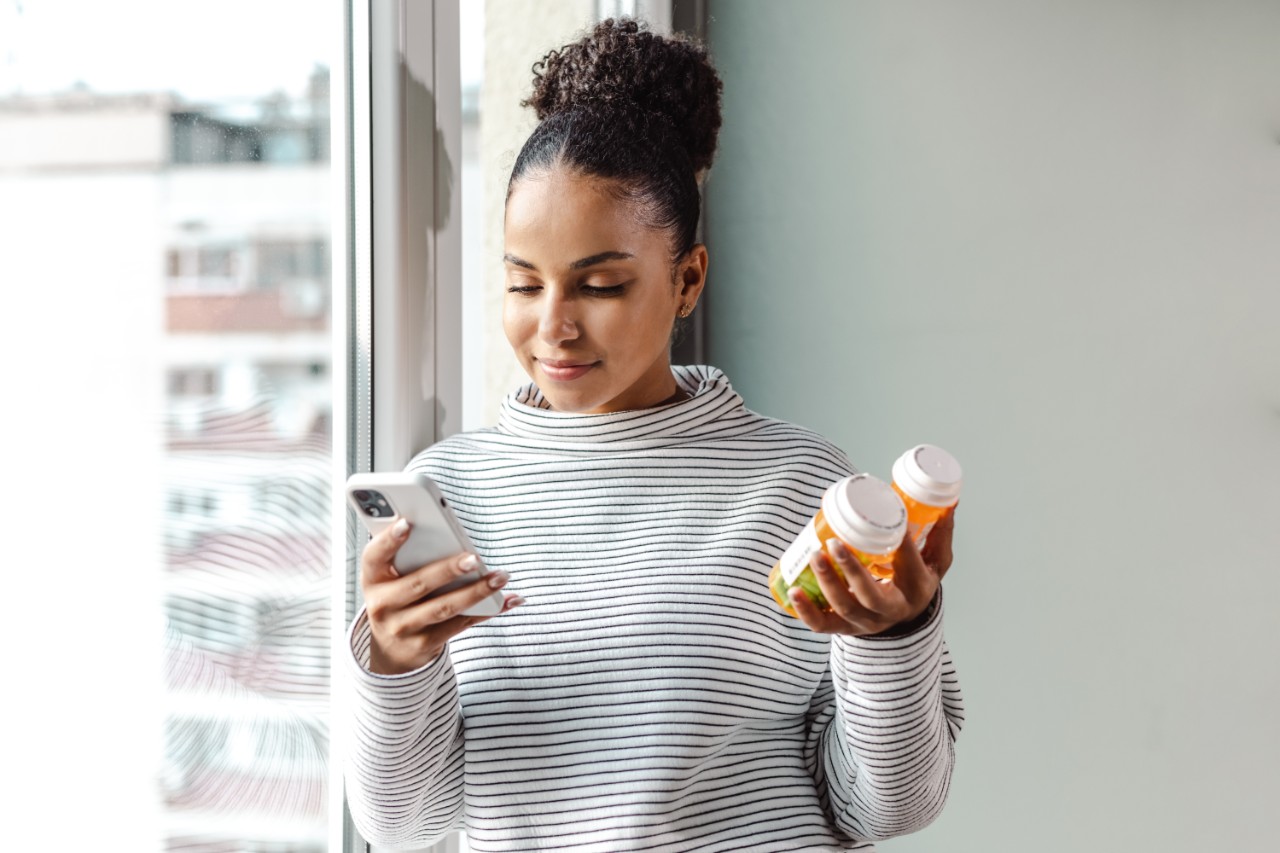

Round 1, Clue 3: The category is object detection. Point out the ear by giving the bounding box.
[676,244,709,304]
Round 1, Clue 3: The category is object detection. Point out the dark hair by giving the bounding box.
[508,18,723,261]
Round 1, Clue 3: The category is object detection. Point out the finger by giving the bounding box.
[429,592,526,645]
[921,504,957,579]
[811,546,891,627]
[890,533,936,606]
[414,612,495,657]
[788,587,850,635]
[379,592,525,669]
[385,550,485,607]
[397,569,513,632]
[790,585,894,637]
[361,517,412,585]
[825,538,910,620]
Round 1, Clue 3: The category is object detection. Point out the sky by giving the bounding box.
[0,0,484,100]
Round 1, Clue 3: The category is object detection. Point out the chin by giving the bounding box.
[543,378,627,414]
[528,361,612,412]
[539,388,605,414]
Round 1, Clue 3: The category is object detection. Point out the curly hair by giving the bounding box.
[507,18,724,260]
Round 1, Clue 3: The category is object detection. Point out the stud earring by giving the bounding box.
[678,304,693,318]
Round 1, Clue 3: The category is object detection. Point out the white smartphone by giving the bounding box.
[346,471,505,617]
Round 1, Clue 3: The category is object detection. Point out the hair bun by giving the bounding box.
[523,18,723,175]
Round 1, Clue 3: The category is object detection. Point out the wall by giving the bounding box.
[475,0,598,427]
[470,0,677,428]
[704,2,1280,850]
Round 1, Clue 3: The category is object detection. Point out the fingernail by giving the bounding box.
[506,595,526,609]
[487,570,509,589]
[392,518,410,538]
[825,538,847,558]
[460,553,481,572]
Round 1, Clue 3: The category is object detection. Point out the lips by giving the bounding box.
[537,358,598,381]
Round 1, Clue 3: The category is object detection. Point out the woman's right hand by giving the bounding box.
[362,517,523,675]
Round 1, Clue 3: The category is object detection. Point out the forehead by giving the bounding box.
[504,169,665,261]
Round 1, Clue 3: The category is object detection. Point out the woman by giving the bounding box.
[343,19,963,852]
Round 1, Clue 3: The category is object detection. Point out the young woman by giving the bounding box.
[343,19,963,852]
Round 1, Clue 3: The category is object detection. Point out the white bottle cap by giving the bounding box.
[892,444,963,508]
[821,474,907,556]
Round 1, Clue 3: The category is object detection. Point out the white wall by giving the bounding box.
[705,2,1280,851]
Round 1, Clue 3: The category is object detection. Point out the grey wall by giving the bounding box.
[705,2,1280,851]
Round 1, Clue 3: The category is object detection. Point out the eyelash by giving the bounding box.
[583,284,626,297]
[506,283,627,297]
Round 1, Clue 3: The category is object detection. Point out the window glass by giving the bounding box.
[0,3,333,849]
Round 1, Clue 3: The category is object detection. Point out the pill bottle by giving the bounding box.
[768,473,908,616]
[891,444,962,548]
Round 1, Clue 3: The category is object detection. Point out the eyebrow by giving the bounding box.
[503,251,635,271]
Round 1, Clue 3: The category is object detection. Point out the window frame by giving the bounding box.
[330,1,464,852]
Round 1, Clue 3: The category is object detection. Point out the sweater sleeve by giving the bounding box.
[803,590,965,841]
[340,607,466,848]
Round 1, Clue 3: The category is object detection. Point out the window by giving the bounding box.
[1,2,516,850]
[254,237,329,289]
[169,368,220,397]
[0,2,335,849]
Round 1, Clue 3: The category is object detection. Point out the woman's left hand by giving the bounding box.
[789,505,956,636]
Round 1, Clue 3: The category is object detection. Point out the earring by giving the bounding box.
[679,304,693,318]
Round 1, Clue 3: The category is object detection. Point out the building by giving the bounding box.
[1,69,332,851]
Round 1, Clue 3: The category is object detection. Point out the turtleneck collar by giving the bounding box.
[495,364,760,450]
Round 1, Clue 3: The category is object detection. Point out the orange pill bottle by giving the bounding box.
[768,474,908,616]
[891,444,962,548]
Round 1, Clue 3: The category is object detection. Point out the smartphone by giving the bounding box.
[346,471,504,617]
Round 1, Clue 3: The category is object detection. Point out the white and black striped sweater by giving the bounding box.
[343,365,964,852]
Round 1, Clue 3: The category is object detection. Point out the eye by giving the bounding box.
[505,277,541,294]
[581,282,628,297]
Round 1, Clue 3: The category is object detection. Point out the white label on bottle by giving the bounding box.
[780,518,824,584]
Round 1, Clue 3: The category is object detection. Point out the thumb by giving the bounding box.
[361,517,411,585]
[921,504,956,579]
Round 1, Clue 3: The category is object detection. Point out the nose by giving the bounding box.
[537,293,580,346]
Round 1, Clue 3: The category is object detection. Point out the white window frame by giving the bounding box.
[330,1,463,851]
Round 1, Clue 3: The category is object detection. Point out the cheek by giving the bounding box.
[596,302,654,350]
[502,297,531,350]
[627,311,668,351]
[634,293,678,347]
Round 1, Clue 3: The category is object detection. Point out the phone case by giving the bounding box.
[346,471,504,617]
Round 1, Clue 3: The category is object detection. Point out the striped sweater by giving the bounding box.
[343,364,964,852]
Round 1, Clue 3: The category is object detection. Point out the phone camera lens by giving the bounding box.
[367,506,382,517]
[353,489,371,502]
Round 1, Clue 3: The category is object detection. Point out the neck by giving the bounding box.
[654,385,690,407]
[546,366,689,414]
[600,366,685,412]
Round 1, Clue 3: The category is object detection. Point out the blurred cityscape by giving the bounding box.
[2,67,334,851]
